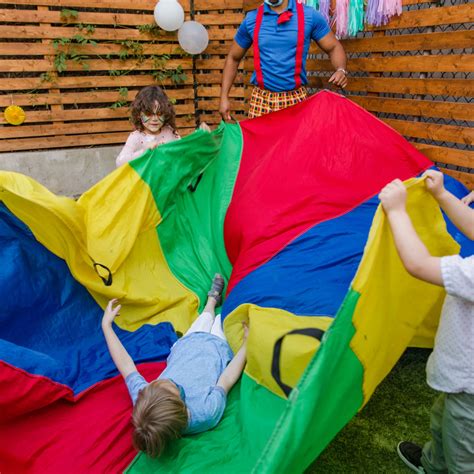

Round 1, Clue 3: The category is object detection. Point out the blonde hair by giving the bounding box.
[132,379,188,457]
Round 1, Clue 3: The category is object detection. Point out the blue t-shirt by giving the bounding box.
[125,332,233,435]
[234,0,330,92]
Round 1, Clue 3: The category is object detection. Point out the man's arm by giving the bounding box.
[379,179,443,287]
[219,41,248,122]
[101,299,137,379]
[317,32,348,89]
[217,324,248,393]
[423,170,474,240]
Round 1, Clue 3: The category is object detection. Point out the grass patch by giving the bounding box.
[308,348,437,473]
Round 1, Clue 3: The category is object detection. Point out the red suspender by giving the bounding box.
[294,1,305,89]
[253,2,305,90]
[253,5,265,89]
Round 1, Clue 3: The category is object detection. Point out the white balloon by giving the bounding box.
[154,0,184,32]
[178,21,209,55]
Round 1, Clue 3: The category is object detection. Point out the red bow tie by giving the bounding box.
[277,10,293,24]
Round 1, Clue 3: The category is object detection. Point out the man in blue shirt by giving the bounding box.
[219,0,348,120]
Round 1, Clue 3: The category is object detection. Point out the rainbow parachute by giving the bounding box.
[1,91,472,473]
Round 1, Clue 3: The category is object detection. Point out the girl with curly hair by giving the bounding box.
[116,86,180,167]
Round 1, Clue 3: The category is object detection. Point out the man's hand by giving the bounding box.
[379,179,407,214]
[102,299,121,328]
[423,169,446,200]
[461,190,474,206]
[328,70,348,89]
[219,96,232,122]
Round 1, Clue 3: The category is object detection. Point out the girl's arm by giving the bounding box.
[380,180,443,287]
[101,299,137,379]
[116,132,147,167]
[217,324,248,394]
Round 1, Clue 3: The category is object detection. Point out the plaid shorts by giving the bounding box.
[248,86,309,118]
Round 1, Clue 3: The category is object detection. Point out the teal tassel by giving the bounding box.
[305,0,319,9]
[348,0,365,36]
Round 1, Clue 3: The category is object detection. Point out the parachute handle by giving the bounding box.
[271,327,325,397]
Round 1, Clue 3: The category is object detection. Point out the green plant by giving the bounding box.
[117,40,144,63]
[52,34,97,73]
[60,8,78,22]
[108,69,129,77]
[137,23,164,37]
[150,55,187,85]
[77,23,96,35]
[110,87,130,109]
[39,72,55,83]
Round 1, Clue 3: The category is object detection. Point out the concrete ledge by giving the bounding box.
[0,146,121,197]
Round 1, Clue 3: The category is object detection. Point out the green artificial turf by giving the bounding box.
[308,348,437,473]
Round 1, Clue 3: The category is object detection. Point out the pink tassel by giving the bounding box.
[334,0,349,38]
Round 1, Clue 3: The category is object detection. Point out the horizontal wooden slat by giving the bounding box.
[368,4,474,30]
[0,11,233,28]
[220,55,474,73]
[0,131,129,152]
[1,115,196,139]
[337,77,474,98]
[349,96,473,121]
[0,89,194,107]
[197,99,247,112]
[196,86,244,98]
[195,72,245,85]
[0,57,193,73]
[383,119,473,145]
[0,25,236,41]
[340,30,474,54]
[0,0,242,11]
[414,144,474,169]
[442,169,474,189]
[0,127,198,153]
[0,42,184,56]
[0,74,199,91]
[0,0,158,9]
[0,9,157,26]
[312,55,474,73]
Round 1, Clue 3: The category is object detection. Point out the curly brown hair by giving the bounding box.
[132,380,188,458]
[130,86,177,132]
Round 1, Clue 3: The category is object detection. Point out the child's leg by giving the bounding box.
[441,392,474,473]
[421,393,448,472]
[184,297,216,335]
[210,314,227,341]
[185,274,225,336]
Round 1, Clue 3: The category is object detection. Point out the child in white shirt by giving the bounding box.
[379,170,474,474]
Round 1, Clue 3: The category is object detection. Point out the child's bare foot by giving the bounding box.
[207,273,224,305]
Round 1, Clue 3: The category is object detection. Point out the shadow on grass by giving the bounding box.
[308,348,437,473]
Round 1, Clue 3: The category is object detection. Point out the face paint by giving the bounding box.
[140,112,165,124]
[140,112,166,134]
[264,0,284,6]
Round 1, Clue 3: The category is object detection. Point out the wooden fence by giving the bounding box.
[0,0,472,188]
[0,0,246,153]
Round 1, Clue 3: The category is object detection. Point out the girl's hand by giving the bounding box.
[145,140,159,150]
[199,122,211,132]
[461,190,474,206]
[102,299,121,328]
[242,322,249,342]
[379,179,407,213]
[422,170,445,199]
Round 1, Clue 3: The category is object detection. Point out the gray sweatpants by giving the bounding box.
[422,392,474,474]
